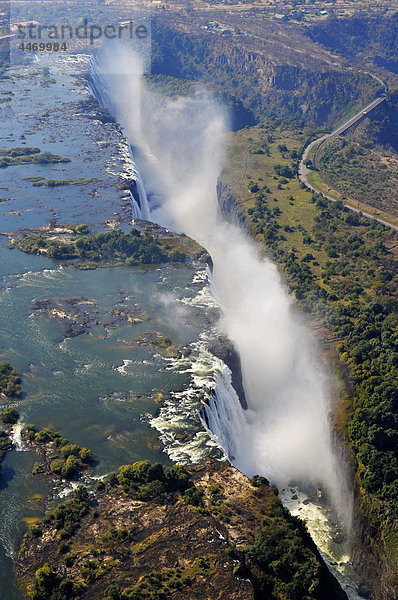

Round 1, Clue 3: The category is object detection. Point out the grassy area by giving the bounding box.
[222,119,330,275]
[306,166,398,228]
[318,138,398,218]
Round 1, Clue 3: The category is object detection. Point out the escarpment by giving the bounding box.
[151,19,381,127]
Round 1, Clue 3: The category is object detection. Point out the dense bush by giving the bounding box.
[1,406,19,425]
[0,431,12,471]
[116,460,191,499]
[244,517,321,599]
[0,362,22,397]
[24,426,94,480]
[16,228,187,266]
[46,485,90,540]
[31,562,83,600]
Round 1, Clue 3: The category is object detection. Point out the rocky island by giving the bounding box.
[16,459,347,600]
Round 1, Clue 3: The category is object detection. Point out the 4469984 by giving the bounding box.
[18,42,67,52]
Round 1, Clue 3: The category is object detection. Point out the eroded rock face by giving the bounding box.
[151,18,376,127]
[210,336,248,410]
[349,473,398,600]
[217,180,245,227]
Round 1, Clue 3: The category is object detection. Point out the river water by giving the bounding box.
[0,55,223,598]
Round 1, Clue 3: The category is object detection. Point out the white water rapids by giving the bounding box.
[88,45,367,598]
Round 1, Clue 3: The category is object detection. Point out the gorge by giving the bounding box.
[88,44,360,596]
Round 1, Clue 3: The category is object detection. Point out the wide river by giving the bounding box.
[0,56,221,598]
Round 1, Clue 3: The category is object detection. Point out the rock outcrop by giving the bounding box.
[16,460,347,600]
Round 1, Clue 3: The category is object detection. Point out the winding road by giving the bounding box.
[298,95,398,232]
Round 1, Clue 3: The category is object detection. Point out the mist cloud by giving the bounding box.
[92,44,352,527]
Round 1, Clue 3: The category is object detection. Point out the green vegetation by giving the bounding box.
[114,460,191,500]
[245,516,322,599]
[0,362,22,397]
[15,228,188,265]
[68,224,91,235]
[21,462,194,599]
[45,485,91,540]
[0,365,21,477]
[0,147,71,168]
[26,488,91,598]
[0,431,12,473]
[222,120,398,565]
[318,138,398,216]
[31,562,83,600]
[256,198,398,516]
[1,407,19,425]
[23,177,97,188]
[18,460,344,600]
[102,556,219,600]
[24,426,94,480]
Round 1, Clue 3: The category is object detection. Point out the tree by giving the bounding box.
[1,407,19,424]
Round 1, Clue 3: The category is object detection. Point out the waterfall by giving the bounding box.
[202,365,248,462]
[88,45,352,530]
[10,422,26,452]
[88,57,149,221]
[127,145,150,220]
[89,53,244,463]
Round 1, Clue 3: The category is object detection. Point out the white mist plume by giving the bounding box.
[92,45,352,526]
[158,292,190,331]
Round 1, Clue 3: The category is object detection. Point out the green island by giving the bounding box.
[0,408,19,473]
[0,425,13,472]
[0,147,71,168]
[22,177,98,188]
[1,406,19,425]
[12,226,201,266]
[23,426,95,481]
[17,459,345,600]
[0,364,22,476]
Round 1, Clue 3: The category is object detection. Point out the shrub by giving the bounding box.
[0,362,22,397]
[185,486,204,507]
[1,406,19,424]
[61,444,81,459]
[49,485,90,539]
[62,455,82,479]
[35,430,52,443]
[50,459,64,476]
[251,474,270,487]
[79,447,94,463]
[168,248,187,262]
[248,181,260,193]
